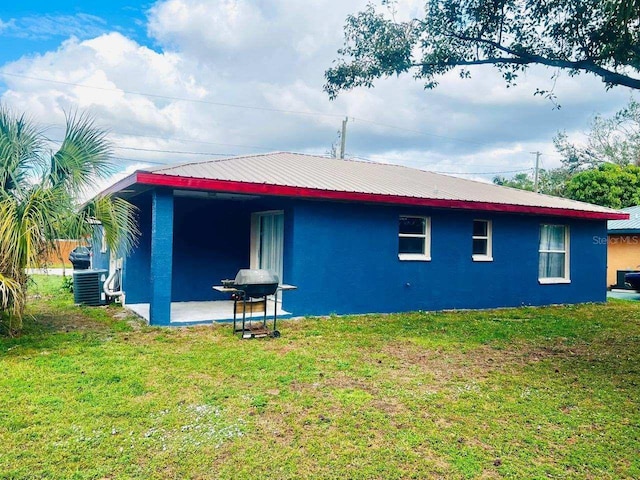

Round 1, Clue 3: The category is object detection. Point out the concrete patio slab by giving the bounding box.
[126,300,290,325]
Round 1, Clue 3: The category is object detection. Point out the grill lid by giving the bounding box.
[234,269,279,286]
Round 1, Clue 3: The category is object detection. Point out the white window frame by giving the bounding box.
[538,224,571,284]
[398,216,431,261]
[472,219,493,262]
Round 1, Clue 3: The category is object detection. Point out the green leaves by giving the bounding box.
[0,106,43,196]
[565,163,640,209]
[0,106,138,334]
[325,5,418,99]
[79,195,139,256]
[325,0,640,97]
[49,112,113,196]
[556,99,640,172]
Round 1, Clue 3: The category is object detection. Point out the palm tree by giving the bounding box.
[0,106,138,334]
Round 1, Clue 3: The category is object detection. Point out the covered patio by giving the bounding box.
[117,188,295,326]
[126,299,291,326]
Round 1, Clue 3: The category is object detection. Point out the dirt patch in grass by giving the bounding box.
[380,339,591,383]
[315,371,379,393]
[370,396,407,416]
[24,309,112,334]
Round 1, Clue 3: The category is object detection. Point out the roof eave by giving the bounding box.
[132,172,628,220]
[98,171,140,198]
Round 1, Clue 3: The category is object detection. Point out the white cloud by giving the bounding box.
[81,163,151,203]
[0,0,634,183]
[148,0,268,51]
[1,32,204,137]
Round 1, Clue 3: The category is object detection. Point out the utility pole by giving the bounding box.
[531,151,541,193]
[339,117,348,159]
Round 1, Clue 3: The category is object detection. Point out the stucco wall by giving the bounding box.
[122,190,609,318]
[607,234,640,287]
[285,201,608,316]
[122,194,152,304]
[171,197,252,302]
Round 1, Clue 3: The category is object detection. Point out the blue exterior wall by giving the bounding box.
[149,189,174,325]
[122,189,608,321]
[172,197,252,302]
[284,200,608,316]
[122,194,152,304]
[123,194,295,306]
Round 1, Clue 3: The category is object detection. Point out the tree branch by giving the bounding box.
[420,33,640,90]
[449,33,528,58]
[412,57,531,68]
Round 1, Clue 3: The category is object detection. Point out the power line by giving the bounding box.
[434,167,533,175]
[0,71,345,119]
[43,136,236,157]
[112,156,168,166]
[1,70,564,157]
[352,117,489,147]
[113,145,234,156]
[40,129,536,176]
[347,155,533,176]
[108,131,277,152]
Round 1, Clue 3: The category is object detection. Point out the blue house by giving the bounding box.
[98,152,627,326]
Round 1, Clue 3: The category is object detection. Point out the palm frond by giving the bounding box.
[49,111,113,194]
[0,186,66,273]
[0,106,131,334]
[0,105,43,194]
[0,272,24,333]
[77,195,139,257]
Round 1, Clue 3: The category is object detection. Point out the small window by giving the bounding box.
[398,216,430,261]
[472,220,492,261]
[539,224,570,283]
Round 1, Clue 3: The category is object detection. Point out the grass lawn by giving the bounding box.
[1,276,639,479]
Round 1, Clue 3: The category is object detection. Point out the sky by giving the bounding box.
[0,0,636,187]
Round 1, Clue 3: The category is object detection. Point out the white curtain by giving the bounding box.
[539,225,566,278]
[259,213,284,284]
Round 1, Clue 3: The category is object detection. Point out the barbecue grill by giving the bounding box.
[215,269,285,339]
[233,269,279,297]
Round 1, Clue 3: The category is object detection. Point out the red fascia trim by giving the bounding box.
[135,172,630,220]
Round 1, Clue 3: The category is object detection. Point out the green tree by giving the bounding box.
[325,0,640,99]
[493,172,534,191]
[493,169,569,196]
[0,107,138,334]
[564,163,640,208]
[537,168,570,197]
[555,99,640,171]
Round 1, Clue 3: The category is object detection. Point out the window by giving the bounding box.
[538,224,570,283]
[398,216,430,261]
[472,220,492,261]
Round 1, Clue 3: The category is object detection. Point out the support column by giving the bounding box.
[149,189,174,326]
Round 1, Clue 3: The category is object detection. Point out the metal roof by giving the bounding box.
[108,152,627,220]
[608,205,640,231]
